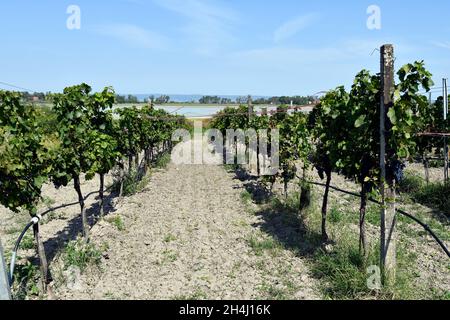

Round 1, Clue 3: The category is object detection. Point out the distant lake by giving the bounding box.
[111,103,311,118]
[159,105,282,118]
[160,106,224,118]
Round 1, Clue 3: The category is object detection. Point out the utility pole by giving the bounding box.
[380,44,397,285]
[444,79,449,182]
[0,239,11,300]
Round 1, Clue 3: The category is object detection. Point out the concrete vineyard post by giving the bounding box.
[380,44,397,285]
[443,79,449,182]
[247,95,258,175]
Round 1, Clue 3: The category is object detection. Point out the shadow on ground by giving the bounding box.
[228,166,323,257]
[42,150,173,263]
[43,191,117,263]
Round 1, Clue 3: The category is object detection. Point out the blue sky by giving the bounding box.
[0,0,449,96]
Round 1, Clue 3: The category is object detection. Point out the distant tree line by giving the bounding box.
[252,96,315,105]
[198,95,315,105]
[21,92,49,102]
[150,95,171,104]
[199,96,233,104]
[115,94,139,104]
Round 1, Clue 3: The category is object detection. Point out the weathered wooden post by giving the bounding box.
[380,44,397,285]
[148,97,154,110]
[247,95,254,121]
[0,239,11,300]
[247,95,258,175]
[443,79,449,182]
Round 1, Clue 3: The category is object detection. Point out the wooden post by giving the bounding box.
[74,175,90,241]
[247,95,257,175]
[443,79,448,181]
[33,222,50,292]
[247,95,254,121]
[380,44,397,285]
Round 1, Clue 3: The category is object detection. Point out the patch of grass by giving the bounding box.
[43,211,67,224]
[164,233,177,243]
[398,173,425,194]
[155,152,171,169]
[103,291,121,300]
[158,249,178,265]
[248,235,283,257]
[258,282,288,300]
[311,238,374,299]
[240,190,252,203]
[398,172,450,217]
[429,159,444,168]
[232,219,248,228]
[63,238,103,272]
[365,204,381,226]
[113,170,152,197]
[112,170,138,196]
[20,233,35,250]
[12,261,40,300]
[173,289,208,300]
[412,182,450,217]
[5,226,22,235]
[425,217,450,241]
[41,196,56,208]
[311,234,419,300]
[268,194,300,217]
[228,262,242,279]
[224,163,241,172]
[329,207,343,224]
[106,215,125,231]
[432,290,450,300]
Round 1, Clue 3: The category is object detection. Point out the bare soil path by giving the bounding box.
[56,162,319,300]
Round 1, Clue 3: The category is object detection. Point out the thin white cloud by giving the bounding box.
[153,0,237,55]
[154,0,235,21]
[121,0,145,5]
[273,13,318,43]
[227,39,416,72]
[432,41,450,50]
[229,47,346,71]
[96,24,169,50]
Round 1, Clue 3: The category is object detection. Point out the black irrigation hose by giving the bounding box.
[9,219,35,286]
[8,147,170,287]
[9,184,116,285]
[40,185,114,218]
[306,180,450,258]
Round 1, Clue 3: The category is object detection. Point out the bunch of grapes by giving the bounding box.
[389,160,406,184]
